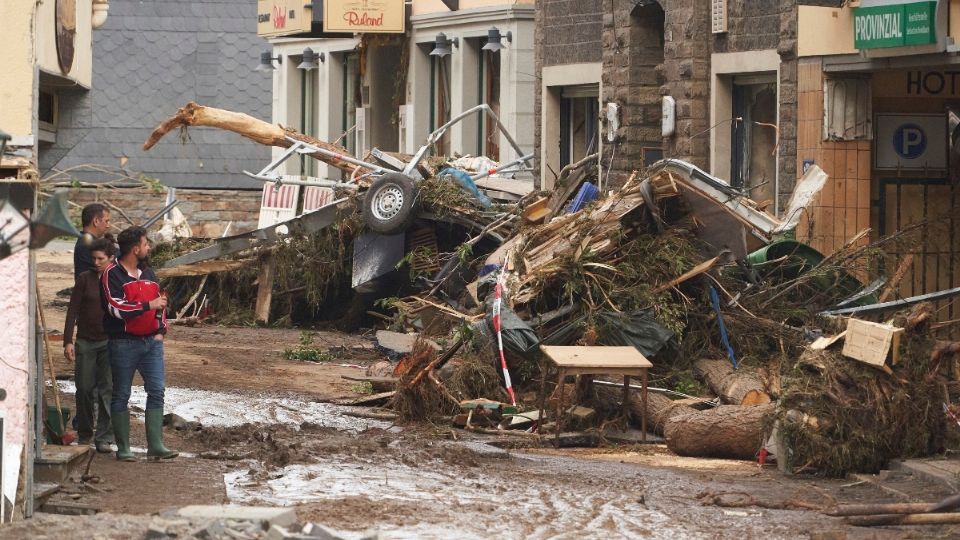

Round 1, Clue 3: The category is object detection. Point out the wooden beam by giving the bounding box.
[254,252,276,325]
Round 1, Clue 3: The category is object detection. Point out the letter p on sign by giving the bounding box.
[894,123,927,159]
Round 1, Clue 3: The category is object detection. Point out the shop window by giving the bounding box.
[38,88,58,144]
[559,84,599,168]
[479,49,501,160]
[730,76,777,205]
[431,55,452,155]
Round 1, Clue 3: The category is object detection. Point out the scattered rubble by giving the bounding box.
[137,102,960,480]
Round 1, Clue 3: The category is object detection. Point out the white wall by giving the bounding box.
[0,207,32,521]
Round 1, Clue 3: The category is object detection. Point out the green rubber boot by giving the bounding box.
[111,410,136,462]
[145,409,178,460]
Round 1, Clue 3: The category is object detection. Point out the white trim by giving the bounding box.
[540,63,603,190]
[709,49,782,213]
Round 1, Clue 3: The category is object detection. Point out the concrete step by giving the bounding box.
[34,445,91,484]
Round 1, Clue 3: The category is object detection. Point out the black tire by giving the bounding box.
[363,173,419,235]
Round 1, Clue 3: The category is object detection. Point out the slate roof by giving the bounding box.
[41,0,272,190]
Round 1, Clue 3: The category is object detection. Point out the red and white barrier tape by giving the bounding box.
[492,269,517,406]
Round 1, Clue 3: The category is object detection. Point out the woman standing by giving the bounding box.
[64,236,116,453]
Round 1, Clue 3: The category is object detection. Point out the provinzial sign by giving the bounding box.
[324,0,405,33]
[854,0,937,49]
[874,114,946,169]
[257,0,312,37]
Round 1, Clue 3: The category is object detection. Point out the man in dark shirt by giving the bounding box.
[64,237,115,453]
[101,226,177,461]
[74,203,111,281]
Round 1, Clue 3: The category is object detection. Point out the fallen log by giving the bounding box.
[568,383,697,436]
[143,102,360,173]
[846,513,960,526]
[828,502,949,516]
[664,403,774,460]
[693,359,771,406]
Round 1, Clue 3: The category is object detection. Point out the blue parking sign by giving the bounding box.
[893,124,927,159]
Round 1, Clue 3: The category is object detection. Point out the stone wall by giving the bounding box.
[67,186,261,238]
[534,0,604,181]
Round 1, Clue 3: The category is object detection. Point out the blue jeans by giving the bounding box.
[109,337,165,413]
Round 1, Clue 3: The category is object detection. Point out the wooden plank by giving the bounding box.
[331,391,396,406]
[156,259,253,278]
[540,346,653,369]
[810,330,846,351]
[842,318,903,369]
[654,256,719,293]
[254,252,276,325]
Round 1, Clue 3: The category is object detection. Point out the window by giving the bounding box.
[431,55,452,155]
[479,49,501,159]
[559,84,599,168]
[730,76,777,205]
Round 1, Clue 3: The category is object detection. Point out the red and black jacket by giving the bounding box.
[100,262,167,339]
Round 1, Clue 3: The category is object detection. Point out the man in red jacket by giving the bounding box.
[101,226,177,461]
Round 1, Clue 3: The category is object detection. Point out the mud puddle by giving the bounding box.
[57,381,388,431]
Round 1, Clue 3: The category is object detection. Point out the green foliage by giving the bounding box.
[350,381,374,395]
[283,331,334,363]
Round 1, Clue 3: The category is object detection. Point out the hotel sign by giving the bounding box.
[324,0,405,33]
[257,0,312,37]
[854,0,937,49]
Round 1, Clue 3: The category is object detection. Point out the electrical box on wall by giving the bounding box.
[662,96,676,137]
[605,103,619,143]
[712,0,728,34]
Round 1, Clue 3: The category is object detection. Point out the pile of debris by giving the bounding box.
[143,102,960,477]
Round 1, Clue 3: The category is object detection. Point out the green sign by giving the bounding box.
[854,1,937,49]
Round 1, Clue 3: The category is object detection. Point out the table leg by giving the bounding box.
[622,375,630,433]
[555,370,564,447]
[536,362,548,434]
[642,369,648,443]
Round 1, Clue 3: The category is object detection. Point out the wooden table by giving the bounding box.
[538,346,653,444]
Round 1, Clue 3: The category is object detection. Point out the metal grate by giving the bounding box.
[711,0,728,34]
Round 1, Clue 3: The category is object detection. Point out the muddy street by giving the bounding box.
[27,383,877,539]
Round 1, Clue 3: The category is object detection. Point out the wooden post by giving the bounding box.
[622,375,630,432]
[254,252,276,326]
[641,369,648,443]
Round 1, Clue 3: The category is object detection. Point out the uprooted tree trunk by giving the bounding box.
[143,102,362,173]
[588,384,696,436]
[694,359,771,406]
[664,403,774,460]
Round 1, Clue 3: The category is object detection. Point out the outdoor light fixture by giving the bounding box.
[481,27,512,52]
[297,48,324,70]
[430,33,459,57]
[0,191,84,261]
[255,51,282,72]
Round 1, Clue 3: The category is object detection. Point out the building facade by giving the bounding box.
[536,0,799,213]
[40,0,272,192]
[794,0,960,319]
[259,0,535,184]
[0,0,109,521]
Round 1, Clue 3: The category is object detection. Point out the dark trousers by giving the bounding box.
[109,337,166,413]
[75,339,114,444]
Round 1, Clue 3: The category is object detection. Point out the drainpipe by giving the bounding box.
[92,0,109,29]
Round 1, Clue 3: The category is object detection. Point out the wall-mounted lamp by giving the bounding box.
[481,27,512,52]
[0,191,85,261]
[255,51,282,72]
[297,48,325,70]
[430,33,459,57]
